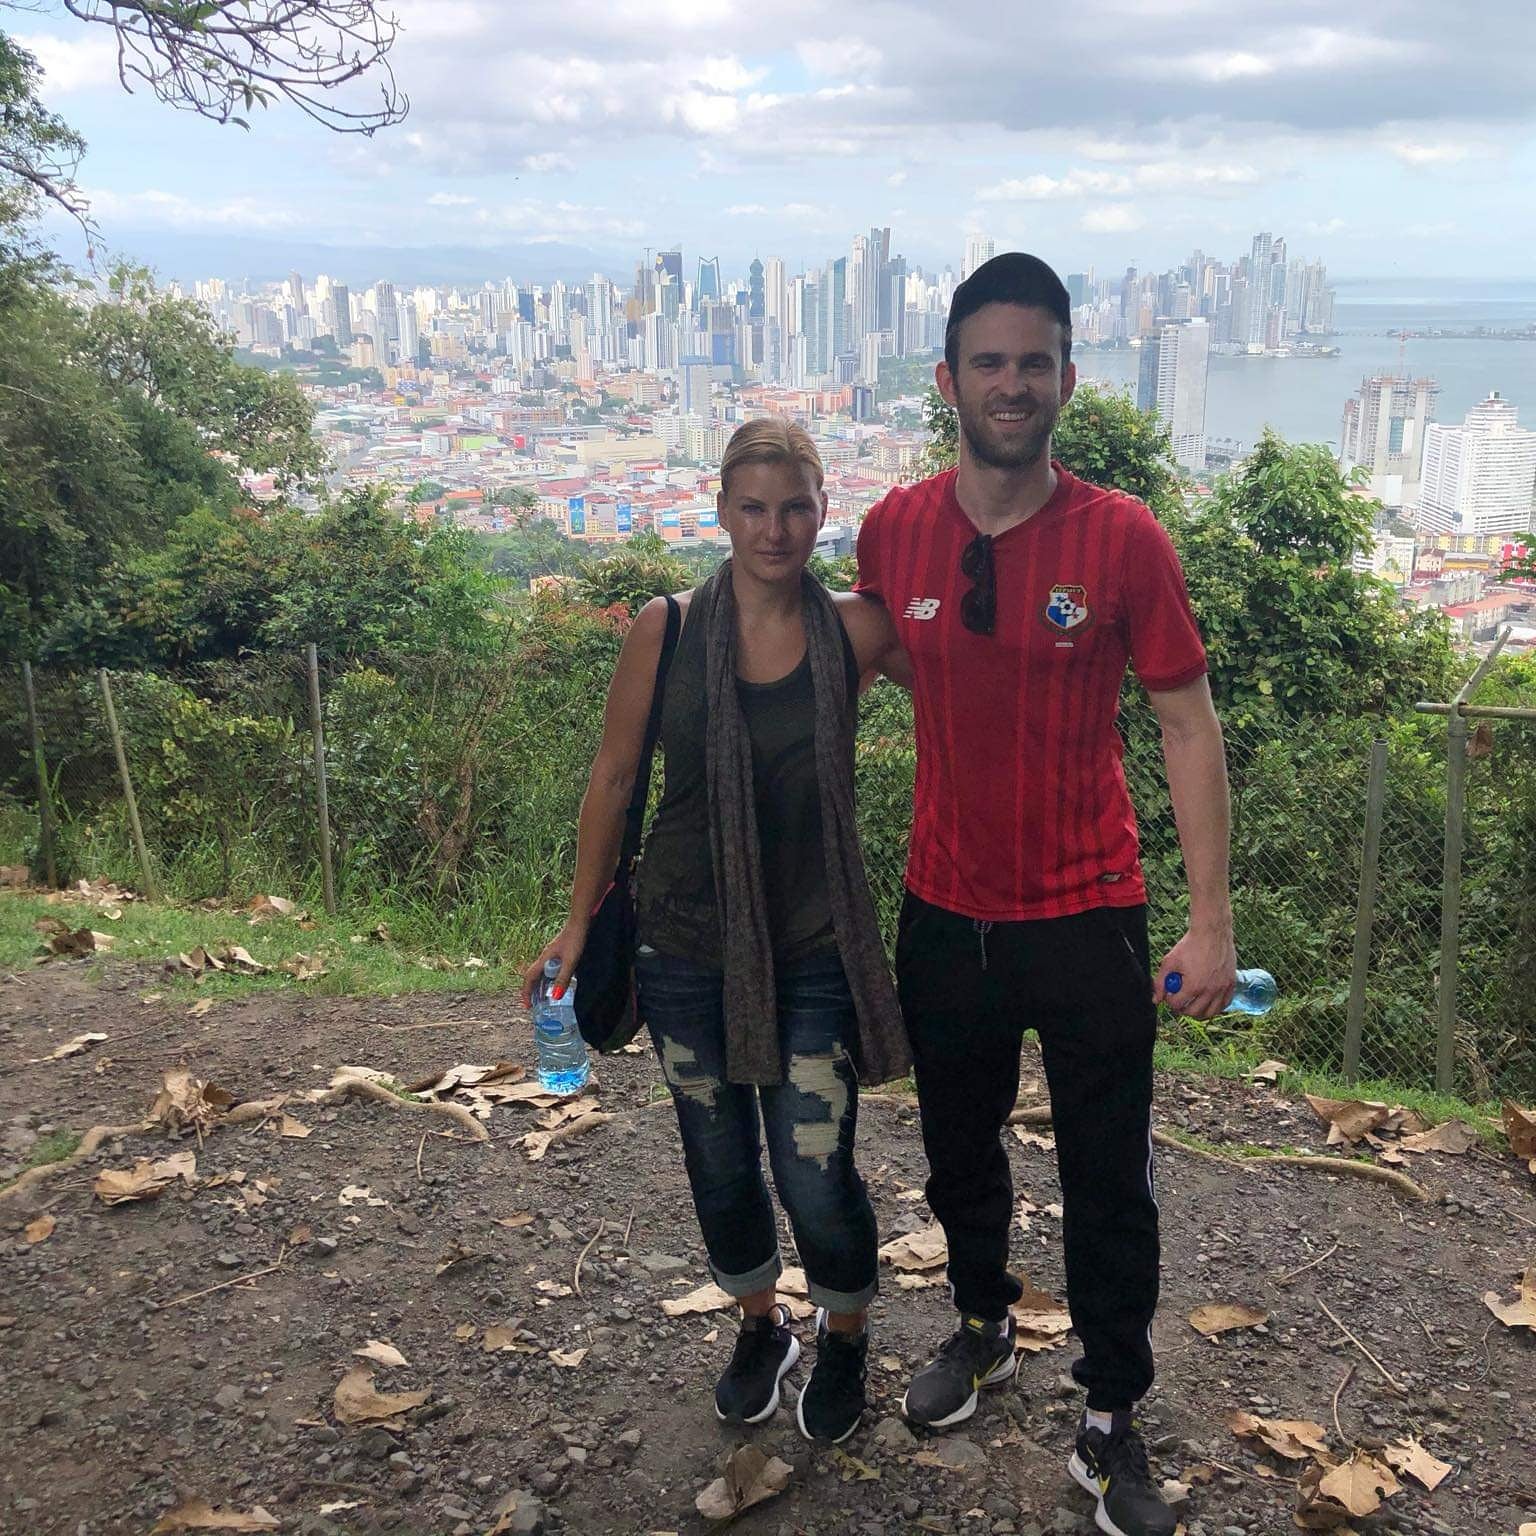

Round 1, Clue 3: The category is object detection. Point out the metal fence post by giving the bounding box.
[96,668,159,901]
[21,662,59,888]
[306,643,337,915]
[1343,738,1388,1082]
[1433,628,1512,1093]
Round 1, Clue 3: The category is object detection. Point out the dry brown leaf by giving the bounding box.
[434,1242,487,1277]
[1305,1095,1390,1144]
[148,1069,233,1136]
[246,894,296,923]
[832,1448,880,1482]
[279,953,327,981]
[1482,1266,1536,1330]
[454,1323,476,1342]
[1397,1119,1479,1155]
[534,1279,573,1297]
[1383,1437,1452,1492]
[1010,1279,1073,1353]
[695,1444,793,1521]
[521,1131,554,1162]
[1227,1410,1330,1461]
[288,1223,312,1245]
[31,1031,108,1062]
[217,945,267,974]
[38,926,113,961]
[1247,1059,1289,1083]
[483,1325,539,1354]
[550,1347,588,1368]
[661,1281,735,1317]
[353,1339,408,1368]
[779,1266,810,1297]
[277,1115,312,1139]
[536,1094,602,1130]
[179,946,225,975]
[1502,1101,1536,1161]
[332,1363,430,1427]
[188,998,216,1018]
[877,1223,948,1272]
[338,1184,385,1207]
[93,1151,197,1205]
[1011,1126,1055,1150]
[1318,1451,1399,1518]
[1160,1478,1191,1506]
[894,1272,945,1290]
[1188,1301,1268,1336]
[23,1213,56,1244]
[150,1498,280,1532]
[496,1212,535,1229]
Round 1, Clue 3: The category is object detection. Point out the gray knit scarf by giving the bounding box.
[699,559,910,1087]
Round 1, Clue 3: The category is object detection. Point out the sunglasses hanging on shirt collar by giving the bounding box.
[960,532,996,636]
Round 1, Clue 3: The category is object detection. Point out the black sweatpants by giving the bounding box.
[896,891,1160,1411]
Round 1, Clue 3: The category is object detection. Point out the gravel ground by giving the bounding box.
[1,957,1533,1536]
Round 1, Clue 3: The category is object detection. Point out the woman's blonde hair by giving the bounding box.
[719,416,825,498]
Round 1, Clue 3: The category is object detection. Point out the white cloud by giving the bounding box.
[1390,141,1472,166]
[521,152,576,174]
[13,31,118,93]
[796,38,884,79]
[1132,160,1259,190]
[428,192,477,206]
[1080,206,1144,234]
[887,170,908,188]
[726,203,769,215]
[84,188,301,231]
[979,170,1132,201]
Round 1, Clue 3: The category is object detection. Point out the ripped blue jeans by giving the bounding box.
[635,946,878,1313]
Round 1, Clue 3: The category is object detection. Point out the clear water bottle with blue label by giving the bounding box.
[1165,967,1277,1016]
[534,957,590,1095]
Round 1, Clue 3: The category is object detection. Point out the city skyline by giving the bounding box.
[16,1,1536,283]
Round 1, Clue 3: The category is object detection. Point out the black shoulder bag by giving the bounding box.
[573,593,681,1052]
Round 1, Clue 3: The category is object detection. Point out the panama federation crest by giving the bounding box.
[1043,584,1090,633]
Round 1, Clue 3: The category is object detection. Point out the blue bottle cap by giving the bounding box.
[1164,972,1183,996]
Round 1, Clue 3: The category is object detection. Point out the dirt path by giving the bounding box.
[1,959,1533,1536]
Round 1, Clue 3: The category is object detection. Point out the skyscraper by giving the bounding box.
[1418,392,1536,537]
[748,258,765,322]
[696,256,721,310]
[1136,318,1210,472]
[962,234,995,281]
[1339,376,1438,510]
[330,282,353,346]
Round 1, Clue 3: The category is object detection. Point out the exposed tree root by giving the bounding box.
[0,1122,149,1204]
[1001,1103,1431,1200]
[321,1074,490,1142]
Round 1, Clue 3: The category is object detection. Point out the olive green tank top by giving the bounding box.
[634,601,860,970]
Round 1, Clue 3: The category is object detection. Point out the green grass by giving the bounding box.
[24,1130,82,1168]
[1154,1035,1505,1145]
[0,888,526,1002]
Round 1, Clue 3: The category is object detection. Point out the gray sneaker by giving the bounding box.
[900,1313,1017,1428]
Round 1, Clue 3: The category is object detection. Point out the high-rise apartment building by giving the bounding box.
[962,234,995,282]
[1338,375,1438,510]
[1418,392,1536,537]
[1136,317,1210,472]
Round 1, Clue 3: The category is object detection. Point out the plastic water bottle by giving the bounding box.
[1165,967,1277,1016]
[534,958,590,1095]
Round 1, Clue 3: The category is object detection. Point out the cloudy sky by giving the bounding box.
[17,0,1536,284]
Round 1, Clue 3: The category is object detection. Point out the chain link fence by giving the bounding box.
[3,645,1533,1100]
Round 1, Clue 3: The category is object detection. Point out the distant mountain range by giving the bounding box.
[49,227,634,289]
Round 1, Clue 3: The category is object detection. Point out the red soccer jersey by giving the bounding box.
[856,464,1207,922]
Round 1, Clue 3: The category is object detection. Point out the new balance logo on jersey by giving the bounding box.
[903,597,942,620]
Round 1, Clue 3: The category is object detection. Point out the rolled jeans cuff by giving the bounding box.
[806,1275,878,1314]
[711,1249,783,1299]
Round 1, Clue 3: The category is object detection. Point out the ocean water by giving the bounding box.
[1072,281,1536,454]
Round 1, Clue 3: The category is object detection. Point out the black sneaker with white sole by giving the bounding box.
[795,1309,868,1444]
[900,1312,1017,1428]
[1068,1414,1178,1536]
[714,1303,801,1424]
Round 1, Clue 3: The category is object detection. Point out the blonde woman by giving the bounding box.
[525,418,909,1443]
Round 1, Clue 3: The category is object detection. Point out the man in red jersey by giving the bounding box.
[858,253,1234,1536]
